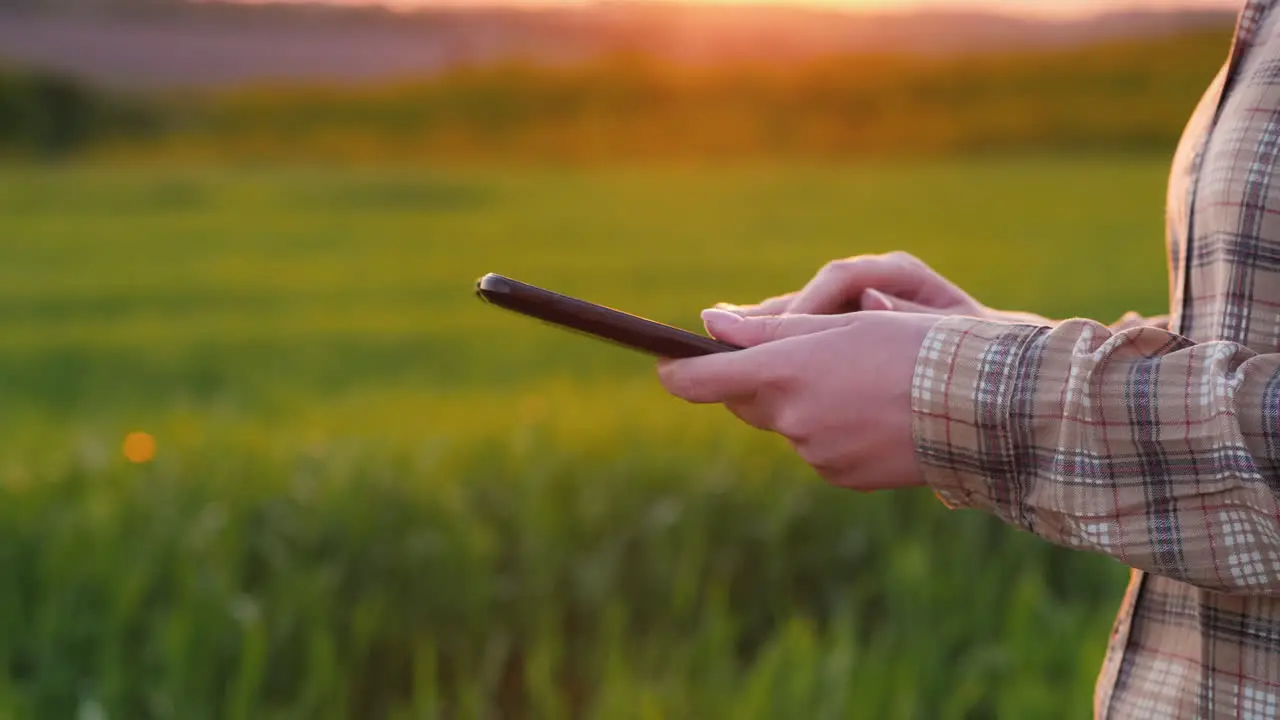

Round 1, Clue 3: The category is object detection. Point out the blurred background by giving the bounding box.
[0,0,1239,717]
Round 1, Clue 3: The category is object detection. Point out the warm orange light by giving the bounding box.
[123,432,157,464]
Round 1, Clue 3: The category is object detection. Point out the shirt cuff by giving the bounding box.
[1109,311,1169,333]
[909,315,1050,527]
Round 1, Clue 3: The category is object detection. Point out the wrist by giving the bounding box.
[981,307,1055,326]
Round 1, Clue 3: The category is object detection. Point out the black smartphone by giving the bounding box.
[475,273,740,358]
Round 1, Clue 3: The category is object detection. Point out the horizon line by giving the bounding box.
[219,0,1242,20]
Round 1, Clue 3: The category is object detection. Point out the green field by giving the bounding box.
[0,157,1172,718]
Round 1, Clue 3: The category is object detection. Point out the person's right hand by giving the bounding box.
[718,251,1049,324]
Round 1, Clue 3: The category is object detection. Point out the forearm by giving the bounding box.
[912,315,1280,593]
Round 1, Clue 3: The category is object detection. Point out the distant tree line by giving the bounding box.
[159,29,1233,163]
[0,26,1238,163]
[0,68,155,158]
[0,0,181,9]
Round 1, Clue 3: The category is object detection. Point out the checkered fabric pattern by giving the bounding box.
[909,2,1280,717]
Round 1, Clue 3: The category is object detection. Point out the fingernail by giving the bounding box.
[714,302,745,314]
[701,308,744,332]
[862,288,894,311]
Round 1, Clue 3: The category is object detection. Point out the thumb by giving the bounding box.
[701,308,856,348]
[861,288,935,314]
[860,288,895,311]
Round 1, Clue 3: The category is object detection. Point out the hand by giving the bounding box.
[657,308,942,492]
[718,251,1051,324]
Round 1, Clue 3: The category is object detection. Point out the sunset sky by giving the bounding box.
[313,0,1241,13]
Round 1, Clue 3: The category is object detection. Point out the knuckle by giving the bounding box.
[824,256,864,274]
[743,316,783,345]
[817,260,844,278]
[771,405,809,440]
[808,259,869,295]
[757,316,785,342]
[759,360,796,390]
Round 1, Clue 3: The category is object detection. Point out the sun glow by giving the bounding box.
[289,0,1240,16]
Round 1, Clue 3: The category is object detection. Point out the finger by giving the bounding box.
[715,292,796,318]
[787,254,928,316]
[860,288,935,314]
[701,308,859,347]
[656,350,775,404]
[859,288,895,311]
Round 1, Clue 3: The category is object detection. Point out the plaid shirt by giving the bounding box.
[910,2,1280,717]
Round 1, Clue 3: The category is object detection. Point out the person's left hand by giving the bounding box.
[657,308,942,492]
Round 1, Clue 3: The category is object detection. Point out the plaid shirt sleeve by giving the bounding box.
[911,315,1280,594]
[1107,311,1168,333]
[990,310,1167,331]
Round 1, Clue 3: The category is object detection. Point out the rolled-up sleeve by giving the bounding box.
[911,315,1280,594]
[1108,311,1169,333]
